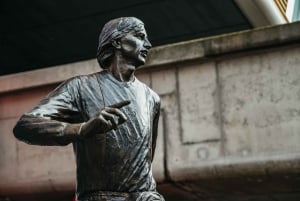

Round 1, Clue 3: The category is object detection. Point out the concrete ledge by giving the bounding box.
[0,60,100,94]
[168,152,300,182]
[145,21,300,66]
[1,21,300,94]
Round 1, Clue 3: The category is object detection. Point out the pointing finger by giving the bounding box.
[108,100,131,109]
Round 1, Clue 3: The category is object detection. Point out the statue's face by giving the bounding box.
[118,25,152,67]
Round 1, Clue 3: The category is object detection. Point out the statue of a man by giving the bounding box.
[13,17,164,201]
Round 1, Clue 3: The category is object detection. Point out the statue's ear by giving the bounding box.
[112,39,121,49]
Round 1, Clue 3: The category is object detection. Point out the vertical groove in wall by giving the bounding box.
[215,61,226,156]
[175,66,184,143]
[161,109,171,182]
[15,140,20,175]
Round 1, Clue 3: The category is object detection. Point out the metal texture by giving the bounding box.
[13,17,164,201]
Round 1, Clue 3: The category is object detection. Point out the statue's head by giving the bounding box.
[97,17,151,69]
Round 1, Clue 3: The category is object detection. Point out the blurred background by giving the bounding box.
[1,0,300,200]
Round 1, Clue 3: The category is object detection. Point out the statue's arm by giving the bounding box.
[151,96,161,162]
[13,78,83,146]
[13,101,130,146]
[13,77,130,146]
[13,114,81,146]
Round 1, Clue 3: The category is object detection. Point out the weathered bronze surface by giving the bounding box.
[13,17,164,201]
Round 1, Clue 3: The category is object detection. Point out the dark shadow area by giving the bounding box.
[0,0,251,75]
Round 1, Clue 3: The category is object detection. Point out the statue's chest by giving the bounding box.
[81,80,151,129]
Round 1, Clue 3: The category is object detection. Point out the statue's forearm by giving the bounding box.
[13,114,81,146]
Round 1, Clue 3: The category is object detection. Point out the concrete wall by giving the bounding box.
[1,22,300,200]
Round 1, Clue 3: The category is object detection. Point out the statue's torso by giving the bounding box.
[73,71,158,198]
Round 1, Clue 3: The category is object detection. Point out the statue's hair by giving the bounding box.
[97,17,144,69]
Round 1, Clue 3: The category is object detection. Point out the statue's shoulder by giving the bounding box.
[63,72,101,88]
[148,87,160,103]
[143,84,160,111]
[136,78,160,104]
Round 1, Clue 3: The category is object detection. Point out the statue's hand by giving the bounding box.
[78,100,131,138]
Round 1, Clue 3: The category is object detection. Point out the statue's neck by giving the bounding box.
[107,54,136,82]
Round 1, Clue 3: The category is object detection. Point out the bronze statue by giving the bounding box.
[13,17,164,201]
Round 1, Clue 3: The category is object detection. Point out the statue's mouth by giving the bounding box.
[140,50,148,58]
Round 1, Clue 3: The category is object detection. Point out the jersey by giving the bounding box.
[13,70,161,200]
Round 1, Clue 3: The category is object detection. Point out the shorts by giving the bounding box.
[77,191,165,201]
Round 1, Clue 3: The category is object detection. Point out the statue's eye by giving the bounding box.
[136,33,145,40]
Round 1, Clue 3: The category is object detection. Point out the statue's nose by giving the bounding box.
[144,38,152,49]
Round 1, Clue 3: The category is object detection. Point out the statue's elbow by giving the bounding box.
[13,122,27,142]
[13,123,21,140]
